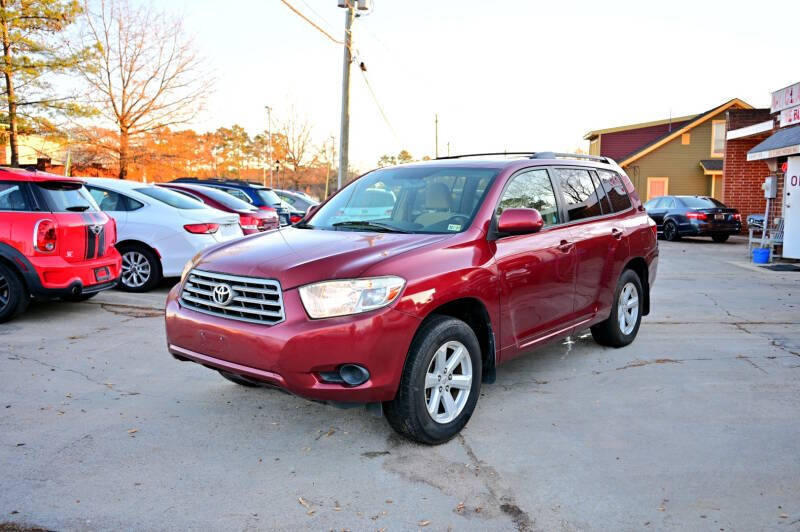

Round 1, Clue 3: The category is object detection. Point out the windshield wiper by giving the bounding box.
[331,221,410,233]
[66,205,91,212]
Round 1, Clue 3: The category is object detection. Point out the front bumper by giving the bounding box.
[26,253,122,298]
[165,284,421,403]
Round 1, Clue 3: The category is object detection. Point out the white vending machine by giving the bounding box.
[785,156,800,259]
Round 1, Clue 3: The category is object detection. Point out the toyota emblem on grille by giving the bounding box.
[212,283,234,306]
[90,224,102,235]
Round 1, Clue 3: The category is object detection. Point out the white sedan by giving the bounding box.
[83,178,243,292]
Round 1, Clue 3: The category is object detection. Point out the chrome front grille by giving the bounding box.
[180,269,285,325]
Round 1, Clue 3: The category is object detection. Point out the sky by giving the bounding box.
[169,0,800,172]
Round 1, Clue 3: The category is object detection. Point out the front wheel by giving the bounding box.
[712,234,730,243]
[384,315,482,445]
[591,269,643,348]
[0,262,29,323]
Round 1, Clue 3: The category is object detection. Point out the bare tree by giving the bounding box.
[277,105,314,187]
[76,0,212,178]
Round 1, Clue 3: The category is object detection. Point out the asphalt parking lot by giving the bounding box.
[2,237,799,531]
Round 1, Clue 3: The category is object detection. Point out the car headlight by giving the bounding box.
[180,252,203,283]
[298,276,406,319]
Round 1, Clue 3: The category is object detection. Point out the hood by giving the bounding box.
[194,227,449,290]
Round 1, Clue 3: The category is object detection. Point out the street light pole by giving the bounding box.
[265,105,273,188]
[337,1,355,191]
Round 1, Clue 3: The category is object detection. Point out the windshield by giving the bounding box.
[136,186,206,209]
[679,196,725,208]
[256,189,282,206]
[37,182,99,212]
[306,165,499,234]
[182,185,255,211]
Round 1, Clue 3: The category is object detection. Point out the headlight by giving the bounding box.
[180,252,203,283]
[298,276,406,319]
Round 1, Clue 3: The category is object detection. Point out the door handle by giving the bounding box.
[611,228,623,240]
[557,240,574,252]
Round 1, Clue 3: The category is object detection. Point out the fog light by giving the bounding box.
[339,364,370,386]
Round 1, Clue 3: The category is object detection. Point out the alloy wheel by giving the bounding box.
[424,340,473,424]
[617,281,639,335]
[0,272,8,311]
[121,251,152,288]
[664,223,676,241]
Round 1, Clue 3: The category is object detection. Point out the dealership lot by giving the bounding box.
[1,238,799,531]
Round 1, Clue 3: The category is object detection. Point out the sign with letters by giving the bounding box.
[771,82,800,114]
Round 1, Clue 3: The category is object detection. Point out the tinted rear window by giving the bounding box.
[178,185,255,210]
[679,196,725,208]
[37,182,98,212]
[135,187,206,209]
[554,168,603,221]
[596,169,632,213]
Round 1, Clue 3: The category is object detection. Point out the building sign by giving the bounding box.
[771,82,800,114]
[781,105,800,128]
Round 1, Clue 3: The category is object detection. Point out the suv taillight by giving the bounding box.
[184,223,219,234]
[34,219,57,252]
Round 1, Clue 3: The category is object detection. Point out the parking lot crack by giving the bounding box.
[10,354,140,395]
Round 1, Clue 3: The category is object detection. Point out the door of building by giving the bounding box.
[647,177,669,201]
[784,156,800,259]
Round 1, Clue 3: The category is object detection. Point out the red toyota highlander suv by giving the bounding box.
[165,153,658,444]
[0,169,121,322]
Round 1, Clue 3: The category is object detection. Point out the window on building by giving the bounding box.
[554,168,603,222]
[711,120,726,157]
[681,133,691,145]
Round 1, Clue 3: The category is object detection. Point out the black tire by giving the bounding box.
[0,262,29,323]
[591,269,644,348]
[384,315,482,445]
[117,244,161,292]
[663,220,680,242]
[712,234,729,243]
[219,371,262,387]
[61,292,98,302]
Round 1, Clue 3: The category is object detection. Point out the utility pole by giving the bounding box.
[325,135,335,199]
[265,105,273,188]
[435,114,439,158]
[337,2,355,191]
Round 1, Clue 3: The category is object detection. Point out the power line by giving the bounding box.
[359,69,401,148]
[279,0,343,45]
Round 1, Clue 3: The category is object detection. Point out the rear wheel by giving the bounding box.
[712,234,730,243]
[118,245,161,292]
[663,220,680,241]
[384,315,482,445]
[0,262,29,323]
[591,269,643,348]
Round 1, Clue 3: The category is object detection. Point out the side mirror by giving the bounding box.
[304,204,319,219]
[497,208,544,235]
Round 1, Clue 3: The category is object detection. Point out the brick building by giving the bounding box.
[722,109,782,229]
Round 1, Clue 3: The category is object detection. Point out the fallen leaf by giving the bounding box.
[779,514,788,518]
[306,510,314,516]
[456,501,465,512]
[127,429,138,435]
[418,520,430,527]
[298,497,311,510]
[475,507,482,513]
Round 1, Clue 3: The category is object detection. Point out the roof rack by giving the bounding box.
[435,151,614,164]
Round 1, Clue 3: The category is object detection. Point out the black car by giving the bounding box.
[644,195,741,242]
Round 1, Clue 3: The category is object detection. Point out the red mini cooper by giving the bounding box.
[0,169,121,322]
[165,153,658,444]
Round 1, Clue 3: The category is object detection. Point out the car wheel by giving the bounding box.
[219,371,262,387]
[712,234,729,243]
[663,220,680,241]
[61,292,98,302]
[590,269,643,348]
[0,262,29,323]
[384,315,482,445]
[118,245,161,292]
